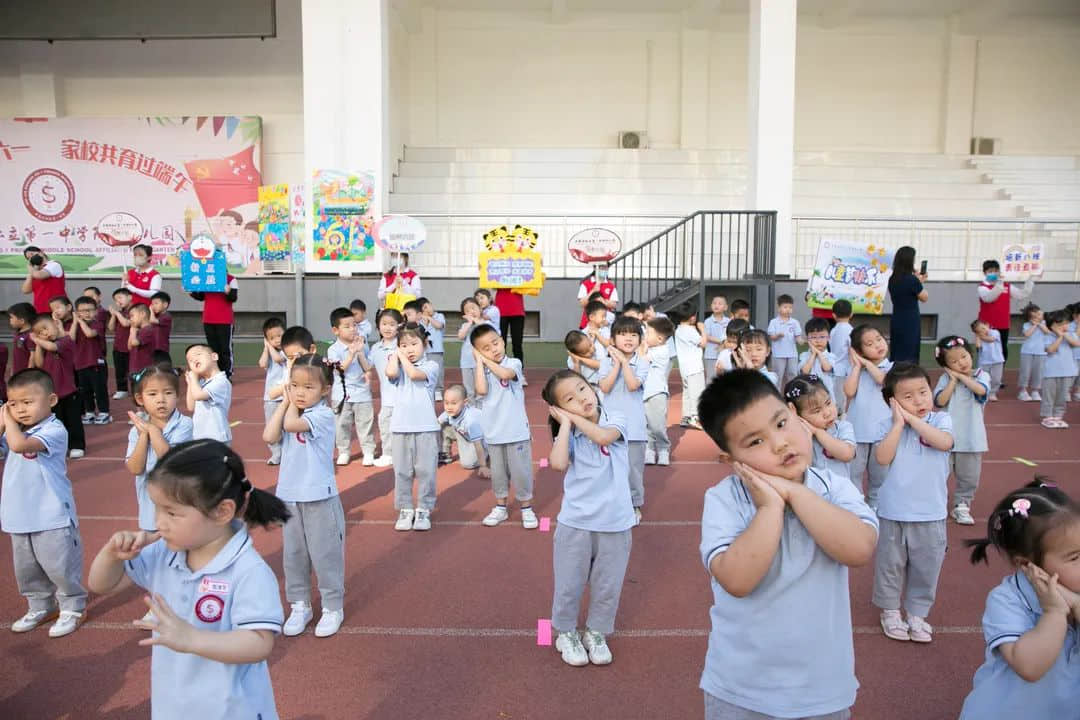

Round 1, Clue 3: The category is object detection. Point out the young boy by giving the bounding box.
[643,316,674,466]
[714,319,749,377]
[971,318,1005,401]
[48,296,74,335]
[872,363,953,643]
[401,300,421,324]
[438,384,489,476]
[583,300,613,351]
[9,302,37,374]
[82,287,109,375]
[29,314,85,458]
[71,297,110,424]
[729,298,752,325]
[185,343,232,444]
[674,306,707,429]
[829,299,854,408]
[350,299,373,342]
[798,317,837,403]
[149,291,173,359]
[418,297,446,401]
[703,295,730,383]
[126,304,156,377]
[698,369,877,718]
[258,317,287,464]
[457,297,490,404]
[475,288,501,330]
[1,368,88,638]
[471,324,536,529]
[107,288,133,398]
[565,330,604,390]
[767,294,803,388]
[588,291,617,328]
[327,307,376,466]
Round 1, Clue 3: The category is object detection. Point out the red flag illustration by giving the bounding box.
[183,146,261,218]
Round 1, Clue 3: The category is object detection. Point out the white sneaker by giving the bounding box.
[657,450,670,466]
[362,454,375,466]
[435,390,443,401]
[11,608,58,633]
[336,451,350,466]
[112,391,128,399]
[581,629,613,665]
[634,508,642,526]
[482,505,510,527]
[81,413,94,424]
[283,601,313,636]
[951,503,975,525]
[555,630,589,667]
[520,506,539,530]
[314,609,344,638]
[374,455,393,467]
[68,449,84,459]
[48,611,83,638]
[93,413,112,425]
[267,452,281,466]
[413,509,432,531]
[1018,390,1032,401]
[395,509,415,531]
[1031,391,1042,402]
[644,449,656,465]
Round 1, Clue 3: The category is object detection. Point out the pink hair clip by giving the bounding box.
[1009,498,1032,518]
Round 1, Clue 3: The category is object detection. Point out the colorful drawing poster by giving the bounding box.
[1001,243,1045,281]
[805,239,892,315]
[289,183,306,268]
[256,183,290,273]
[307,170,379,273]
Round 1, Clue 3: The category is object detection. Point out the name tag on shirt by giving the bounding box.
[199,577,231,595]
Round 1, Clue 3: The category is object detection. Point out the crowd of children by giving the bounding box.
[2,268,1079,719]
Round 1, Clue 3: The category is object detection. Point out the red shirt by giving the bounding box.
[12,331,34,373]
[201,274,238,325]
[41,336,77,398]
[73,318,105,370]
[31,265,66,313]
[978,281,1012,330]
[154,312,173,353]
[126,268,160,305]
[129,325,157,374]
[812,307,833,320]
[579,278,616,328]
[494,289,526,319]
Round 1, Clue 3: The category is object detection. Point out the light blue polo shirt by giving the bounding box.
[480,357,530,445]
[568,352,603,387]
[460,320,495,370]
[390,358,439,433]
[482,305,501,329]
[368,340,399,408]
[124,523,282,720]
[127,410,194,531]
[933,371,989,453]
[675,324,705,376]
[643,345,671,400]
[438,406,484,444]
[0,415,76,534]
[326,340,373,404]
[797,350,838,402]
[1071,322,1080,361]
[599,354,649,443]
[1021,322,1047,356]
[556,407,635,532]
[699,467,877,717]
[977,329,1005,366]
[846,359,893,443]
[811,419,855,482]
[873,410,953,521]
[193,372,232,444]
[357,318,373,343]
[263,355,286,402]
[1043,334,1079,378]
[759,366,780,388]
[960,571,1080,719]
[767,317,801,359]
[423,313,446,354]
[276,403,337,502]
[703,316,730,360]
[829,323,853,377]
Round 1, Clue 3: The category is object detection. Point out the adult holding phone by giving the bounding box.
[122,243,162,306]
[887,245,928,364]
[20,246,66,313]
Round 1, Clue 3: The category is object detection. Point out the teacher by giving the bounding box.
[887,245,928,364]
[377,252,422,307]
[20,246,66,313]
[495,288,526,364]
[123,243,162,305]
[577,263,617,329]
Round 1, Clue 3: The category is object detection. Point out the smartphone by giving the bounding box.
[920,260,928,276]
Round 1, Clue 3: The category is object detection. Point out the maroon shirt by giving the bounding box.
[41,336,77,398]
[73,318,105,370]
[154,312,173,353]
[113,307,131,355]
[95,306,109,361]
[0,344,7,401]
[12,331,34,373]
[129,325,156,374]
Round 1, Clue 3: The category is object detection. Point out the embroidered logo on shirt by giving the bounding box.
[295,432,307,444]
[499,378,509,387]
[198,577,231,595]
[600,446,610,457]
[194,594,225,623]
[21,452,38,460]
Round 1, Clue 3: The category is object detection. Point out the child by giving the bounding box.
[9,302,37,374]
[797,317,837,404]
[1018,303,1048,402]
[258,318,287,465]
[30,314,85,458]
[733,327,778,388]
[401,300,420,324]
[369,309,403,467]
[82,286,109,384]
[543,369,635,667]
[1070,303,1080,401]
[127,304,156,377]
[350,299,373,342]
[185,344,232,445]
[643,316,674,466]
[673,305,707,430]
[472,323,536,529]
[713,319,748,376]
[2,368,88,638]
[107,288,133,399]
[417,297,446,401]
[843,325,893,508]
[475,288,501,330]
[1040,309,1079,429]
[149,291,173,357]
[87,440,288,716]
[784,374,856,484]
[386,323,441,532]
[125,365,193,532]
[971,318,1005,401]
[829,300,854,408]
[48,295,73,334]
[598,317,650,523]
[583,300,613,350]
[767,294,803,388]
[588,291,617,328]
[457,298,490,404]
[262,354,345,637]
[326,307,376,466]
[729,298,752,325]
[702,295,729,383]
[933,336,989,525]
[959,481,1080,719]
[873,363,954,643]
[71,296,110,425]
[697,369,877,717]
[438,384,488,476]
[565,330,604,390]
[189,272,238,378]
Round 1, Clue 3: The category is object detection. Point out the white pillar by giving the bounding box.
[679,28,709,149]
[940,32,977,155]
[745,0,796,277]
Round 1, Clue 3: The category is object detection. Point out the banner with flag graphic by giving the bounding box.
[0,115,263,275]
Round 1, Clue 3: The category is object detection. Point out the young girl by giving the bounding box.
[126,365,194,533]
[1069,302,1080,401]
[457,298,490,404]
[933,335,989,525]
[784,374,855,485]
[673,305,707,430]
[258,318,287,464]
[385,322,440,532]
[843,325,893,508]
[713,319,748,377]
[262,354,345,639]
[971,319,1004,401]
[732,328,778,388]
[959,480,1080,719]
[1018,303,1048,402]
[1040,309,1079,429]
[369,308,403,467]
[87,439,289,719]
[543,369,635,667]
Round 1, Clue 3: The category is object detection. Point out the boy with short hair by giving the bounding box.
[9,302,37,374]
[457,297,490,404]
[258,317,287,464]
[584,300,613,350]
[29,314,85,458]
[148,291,173,357]
[829,299,854,408]
[703,295,730,383]
[418,297,446,401]
[798,317,837,404]
[729,299,752,325]
[565,330,604,391]
[401,300,421,324]
[349,299,373,342]
[327,307,376,467]
[107,288,133,398]
[438,384,489,476]
[643,316,675,466]
[971,318,1004,401]
[126,304,156,377]
[82,287,109,374]
[48,296,73,334]
[767,294,803,388]
[185,343,232,444]
[71,296,110,425]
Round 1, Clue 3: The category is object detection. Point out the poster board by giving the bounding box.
[805,239,892,315]
[257,183,291,274]
[478,224,544,294]
[1001,243,1045,281]
[305,169,381,274]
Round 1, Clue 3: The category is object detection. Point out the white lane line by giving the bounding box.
[77,515,701,527]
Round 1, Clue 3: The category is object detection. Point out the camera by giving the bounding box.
[28,254,44,267]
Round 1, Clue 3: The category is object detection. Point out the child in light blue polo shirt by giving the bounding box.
[185,344,232,444]
[643,316,674,466]
[259,318,288,464]
[88,439,289,720]
[418,297,446,400]
[475,288,501,330]
[1,368,87,638]
[784,374,856,485]
[326,307,376,467]
[843,325,893,509]
[697,369,878,719]
[565,330,604,390]
[1039,309,1079,428]
[873,363,954,644]
[1018,303,1048,401]
[598,317,650,523]
[702,295,729,383]
[829,300,854,407]
[971,318,1005,400]
[457,297,492,405]
[798,317,837,404]
[438,384,487,474]
[1069,303,1080,400]
[766,293,803,388]
[369,308,403,467]
[933,335,989,526]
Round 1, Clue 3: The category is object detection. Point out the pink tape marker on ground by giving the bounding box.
[539,517,551,532]
[538,457,549,469]
[537,618,552,646]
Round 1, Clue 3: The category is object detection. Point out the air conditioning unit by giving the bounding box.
[618,131,648,150]
[970,137,1001,155]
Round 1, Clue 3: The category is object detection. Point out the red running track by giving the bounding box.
[0,368,1076,719]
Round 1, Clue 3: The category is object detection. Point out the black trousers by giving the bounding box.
[999,328,1010,365]
[55,391,85,451]
[500,315,525,365]
[203,323,234,377]
[113,349,129,392]
[76,366,109,415]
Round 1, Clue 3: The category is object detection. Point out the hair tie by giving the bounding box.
[806,374,819,383]
[240,479,252,493]
[785,386,802,400]
[1009,498,1031,518]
